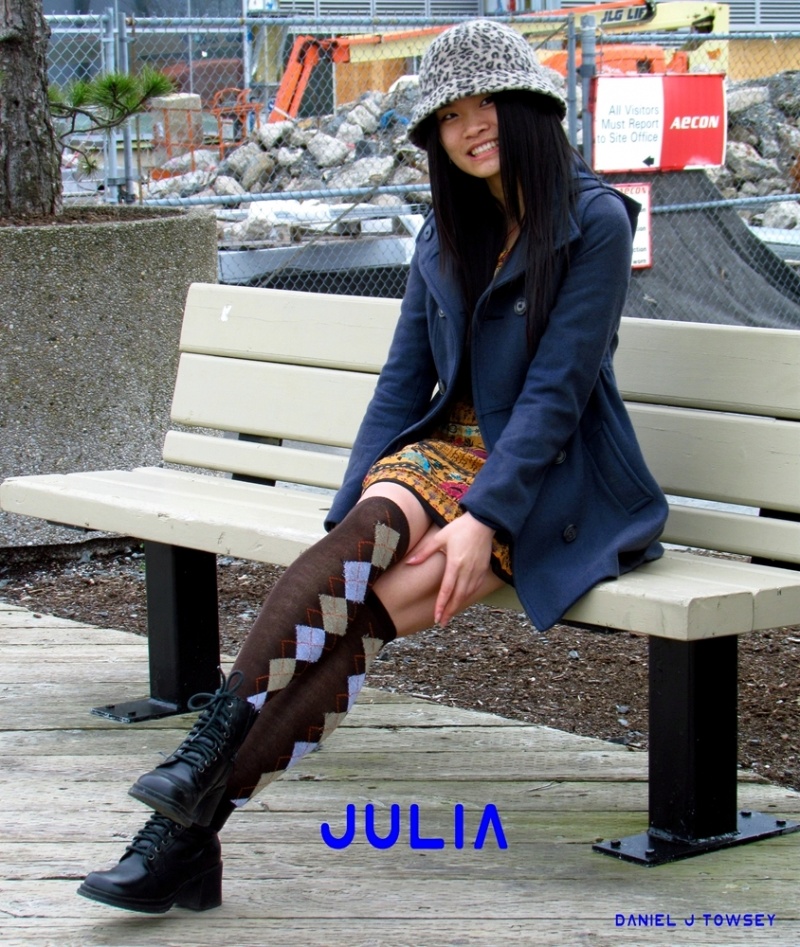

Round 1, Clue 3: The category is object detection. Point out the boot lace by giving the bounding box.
[170,669,246,770]
[127,813,182,861]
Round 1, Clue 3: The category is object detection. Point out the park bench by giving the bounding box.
[2,281,800,865]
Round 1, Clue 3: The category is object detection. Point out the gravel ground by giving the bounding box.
[1,539,799,793]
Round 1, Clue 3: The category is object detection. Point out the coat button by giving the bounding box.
[562,524,578,543]
[438,308,446,318]
[554,449,567,465]
[513,298,527,315]
[423,225,433,240]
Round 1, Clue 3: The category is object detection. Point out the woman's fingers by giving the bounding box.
[435,558,482,625]
[405,535,443,565]
[406,513,496,625]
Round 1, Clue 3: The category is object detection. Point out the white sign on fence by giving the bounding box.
[616,182,653,269]
[592,75,727,173]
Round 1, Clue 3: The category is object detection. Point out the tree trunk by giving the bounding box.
[0,0,62,218]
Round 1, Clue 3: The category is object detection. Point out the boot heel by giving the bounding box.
[175,862,223,912]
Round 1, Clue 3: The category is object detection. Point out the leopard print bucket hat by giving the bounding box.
[407,18,566,147]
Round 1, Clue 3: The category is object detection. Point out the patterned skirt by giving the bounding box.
[362,401,513,582]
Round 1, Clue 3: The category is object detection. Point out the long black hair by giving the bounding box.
[420,90,578,353]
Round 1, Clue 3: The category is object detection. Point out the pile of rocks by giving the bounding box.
[709,71,800,228]
[142,75,432,246]
[142,67,800,243]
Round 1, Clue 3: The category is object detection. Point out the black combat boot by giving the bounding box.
[77,813,222,914]
[129,670,256,827]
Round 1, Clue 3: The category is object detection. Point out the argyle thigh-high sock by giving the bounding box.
[223,589,397,807]
[230,496,409,710]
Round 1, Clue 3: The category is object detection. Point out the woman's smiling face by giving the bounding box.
[436,93,503,201]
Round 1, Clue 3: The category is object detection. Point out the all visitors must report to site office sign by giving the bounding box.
[591,74,726,173]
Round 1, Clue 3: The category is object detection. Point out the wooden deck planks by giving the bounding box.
[1,606,799,946]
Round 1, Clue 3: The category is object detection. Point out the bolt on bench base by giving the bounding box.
[594,812,800,866]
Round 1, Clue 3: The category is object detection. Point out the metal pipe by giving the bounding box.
[118,11,136,202]
[143,186,800,214]
[566,14,578,148]
[653,193,800,214]
[580,14,596,169]
[143,184,433,206]
[241,0,252,95]
[102,9,119,204]
[108,15,569,28]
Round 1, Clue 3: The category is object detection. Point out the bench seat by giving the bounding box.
[5,465,800,642]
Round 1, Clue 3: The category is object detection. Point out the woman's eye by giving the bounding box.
[481,95,494,107]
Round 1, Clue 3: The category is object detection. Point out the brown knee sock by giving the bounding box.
[225,589,397,806]
[230,496,408,711]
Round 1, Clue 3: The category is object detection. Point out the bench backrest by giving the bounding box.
[164,282,800,566]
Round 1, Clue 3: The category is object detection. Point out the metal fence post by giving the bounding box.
[118,12,136,202]
[579,14,596,168]
[565,14,578,149]
[102,9,119,203]
[241,0,252,95]
[186,0,195,95]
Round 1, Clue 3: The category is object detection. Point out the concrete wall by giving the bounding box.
[0,206,218,547]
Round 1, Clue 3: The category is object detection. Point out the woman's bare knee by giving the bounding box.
[359,482,431,548]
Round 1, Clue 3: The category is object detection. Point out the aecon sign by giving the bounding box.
[591,74,726,173]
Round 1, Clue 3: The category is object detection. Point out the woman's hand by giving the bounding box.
[406,512,495,626]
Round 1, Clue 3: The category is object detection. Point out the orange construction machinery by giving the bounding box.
[264,0,729,123]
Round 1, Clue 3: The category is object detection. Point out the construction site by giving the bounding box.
[48,1,800,327]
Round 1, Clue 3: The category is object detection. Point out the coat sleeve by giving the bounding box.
[460,189,636,540]
[325,249,439,529]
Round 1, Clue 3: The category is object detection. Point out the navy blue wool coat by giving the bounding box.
[326,170,669,631]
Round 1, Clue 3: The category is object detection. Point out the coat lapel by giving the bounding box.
[415,217,469,337]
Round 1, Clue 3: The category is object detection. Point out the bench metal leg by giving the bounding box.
[91,542,221,723]
[594,635,799,864]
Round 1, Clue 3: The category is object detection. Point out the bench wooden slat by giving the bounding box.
[564,557,798,638]
[0,466,334,525]
[4,471,800,641]
[161,428,800,563]
[168,357,799,516]
[630,404,800,512]
[488,549,800,638]
[0,469,328,563]
[179,283,397,373]
[113,466,334,508]
[616,319,800,420]
[619,549,800,629]
[179,285,800,420]
[65,467,335,523]
[170,354,378,447]
[163,431,348,490]
[663,504,800,566]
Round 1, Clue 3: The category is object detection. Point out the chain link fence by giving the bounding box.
[594,27,800,328]
[46,11,800,326]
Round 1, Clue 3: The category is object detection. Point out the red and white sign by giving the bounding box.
[591,74,726,173]
[615,182,652,268]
